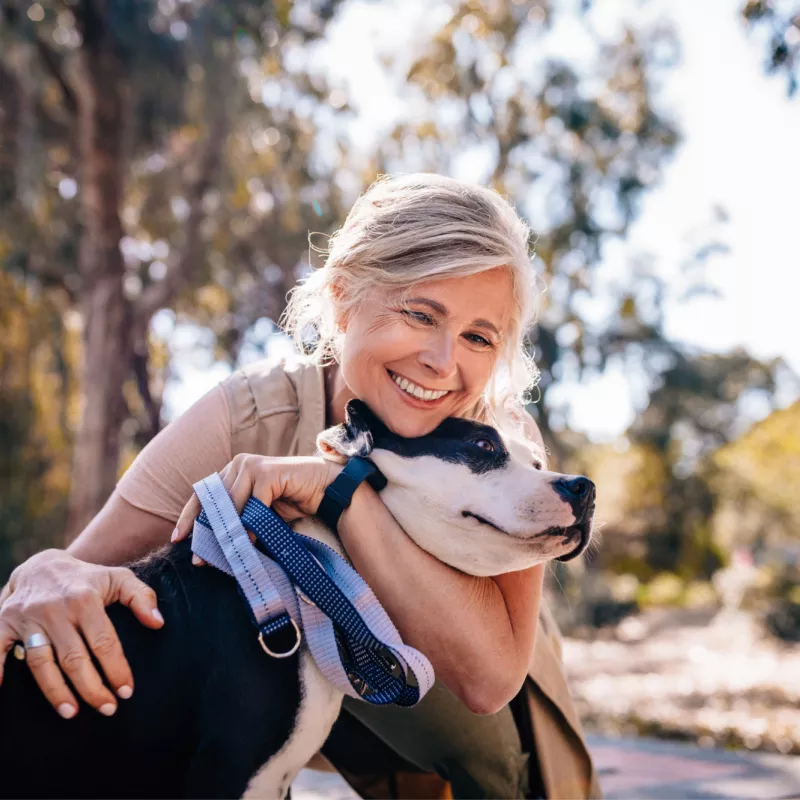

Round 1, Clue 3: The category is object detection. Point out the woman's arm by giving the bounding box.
[338,484,543,716]
[69,383,233,565]
[0,385,234,715]
[67,492,175,565]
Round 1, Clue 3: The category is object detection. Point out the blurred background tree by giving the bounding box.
[0,0,797,647]
[1,0,349,542]
[740,0,800,95]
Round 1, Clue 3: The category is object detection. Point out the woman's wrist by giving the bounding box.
[315,457,384,532]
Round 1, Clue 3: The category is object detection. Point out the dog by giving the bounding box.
[0,400,595,799]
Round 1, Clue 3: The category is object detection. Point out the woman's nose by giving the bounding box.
[419,335,457,377]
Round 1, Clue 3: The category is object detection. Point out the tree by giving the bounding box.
[375,1,680,461]
[0,271,78,579]
[741,0,800,95]
[628,348,791,577]
[0,0,348,539]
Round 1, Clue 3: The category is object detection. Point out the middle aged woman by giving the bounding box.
[0,174,601,799]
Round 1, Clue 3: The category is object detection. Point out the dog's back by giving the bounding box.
[0,541,302,799]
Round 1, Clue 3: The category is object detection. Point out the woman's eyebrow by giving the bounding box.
[406,297,501,336]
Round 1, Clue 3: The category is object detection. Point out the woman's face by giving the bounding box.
[338,267,514,438]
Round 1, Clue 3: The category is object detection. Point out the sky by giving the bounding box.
[163,0,800,441]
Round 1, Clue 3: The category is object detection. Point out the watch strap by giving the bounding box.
[317,456,387,532]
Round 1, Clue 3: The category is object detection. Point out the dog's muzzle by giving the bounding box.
[551,476,595,562]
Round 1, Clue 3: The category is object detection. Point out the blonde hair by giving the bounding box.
[281,173,540,432]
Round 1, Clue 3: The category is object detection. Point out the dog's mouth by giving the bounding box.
[554,511,594,562]
[462,508,594,562]
[461,510,508,535]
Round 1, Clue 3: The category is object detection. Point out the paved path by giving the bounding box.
[291,735,800,799]
[586,735,800,799]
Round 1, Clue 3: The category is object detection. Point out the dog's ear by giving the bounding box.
[316,400,383,463]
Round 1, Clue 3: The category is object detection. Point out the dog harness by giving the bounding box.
[190,470,434,706]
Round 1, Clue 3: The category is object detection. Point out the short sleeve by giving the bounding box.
[117,385,233,523]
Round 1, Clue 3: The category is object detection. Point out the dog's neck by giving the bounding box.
[291,515,349,564]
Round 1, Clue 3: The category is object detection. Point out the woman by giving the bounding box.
[0,174,601,799]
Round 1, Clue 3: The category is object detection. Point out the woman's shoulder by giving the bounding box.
[220,352,326,456]
[221,354,316,417]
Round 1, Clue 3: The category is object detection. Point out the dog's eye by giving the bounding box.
[533,461,543,471]
[474,438,495,452]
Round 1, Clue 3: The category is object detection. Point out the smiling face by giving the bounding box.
[337,268,514,438]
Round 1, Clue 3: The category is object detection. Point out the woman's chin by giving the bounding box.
[379,403,449,439]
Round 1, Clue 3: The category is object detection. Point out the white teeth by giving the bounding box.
[391,372,449,401]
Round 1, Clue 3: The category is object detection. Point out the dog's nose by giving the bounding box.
[552,476,596,516]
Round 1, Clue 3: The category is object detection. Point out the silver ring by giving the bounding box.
[25,632,51,650]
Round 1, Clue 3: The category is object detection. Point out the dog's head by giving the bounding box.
[317,400,595,577]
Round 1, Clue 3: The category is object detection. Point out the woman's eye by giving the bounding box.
[474,438,495,452]
[403,309,434,325]
[464,332,493,348]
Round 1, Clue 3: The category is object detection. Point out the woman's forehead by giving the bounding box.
[388,269,515,326]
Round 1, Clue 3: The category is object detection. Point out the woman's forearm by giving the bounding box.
[67,491,174,566]
[338,483,540,714]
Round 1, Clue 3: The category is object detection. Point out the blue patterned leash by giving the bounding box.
[190,472,434,706]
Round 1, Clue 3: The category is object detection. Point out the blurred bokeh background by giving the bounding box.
[1,0,798,762]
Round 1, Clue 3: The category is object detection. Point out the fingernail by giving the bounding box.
[151,608,164,625]
[58,703,77,720]
[191,554,202,566]
[99,703,117,716]
[171,527,179,542]
[117,685,133,700]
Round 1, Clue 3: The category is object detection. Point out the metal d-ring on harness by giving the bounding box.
[190,470,435,707]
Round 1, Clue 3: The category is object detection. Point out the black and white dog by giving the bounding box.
[0,400,594,799]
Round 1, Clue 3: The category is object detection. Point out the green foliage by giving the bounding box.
[0,272,76,580]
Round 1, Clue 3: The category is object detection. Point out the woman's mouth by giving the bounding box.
[387,369,452,407]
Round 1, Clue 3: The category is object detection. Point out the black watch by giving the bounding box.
[316,457,387,532]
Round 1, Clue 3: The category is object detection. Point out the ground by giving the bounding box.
[291,736,800,799]
[564,607,800,756]
[291,607,800,799]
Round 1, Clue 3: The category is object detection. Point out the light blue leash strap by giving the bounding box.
[191,474,300,653]
[190,473,435,706]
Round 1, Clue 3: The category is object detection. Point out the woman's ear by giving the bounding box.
[329,279,350,332]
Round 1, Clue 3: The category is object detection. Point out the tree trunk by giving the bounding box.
[65,3,130,541]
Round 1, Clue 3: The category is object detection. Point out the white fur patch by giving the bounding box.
[243,650,342,800]
[243,518,349,799]
[369,448,583,576]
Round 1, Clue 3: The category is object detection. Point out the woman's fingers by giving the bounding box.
[109,567,164,629]
[229,466,259,514]
[45,612,119,715]
[19,622,82,719]
[173,494,201,541]
[0,619,17,688]
[78,602,134,700]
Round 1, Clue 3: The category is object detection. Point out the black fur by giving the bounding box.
[0,541,302,799]
[343,399,510,474]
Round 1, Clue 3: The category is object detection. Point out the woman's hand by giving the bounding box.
[0,549,164,718]
[173,454,342,547]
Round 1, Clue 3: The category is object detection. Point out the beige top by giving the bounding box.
[117,355,601,799]
[118,358,326,522]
